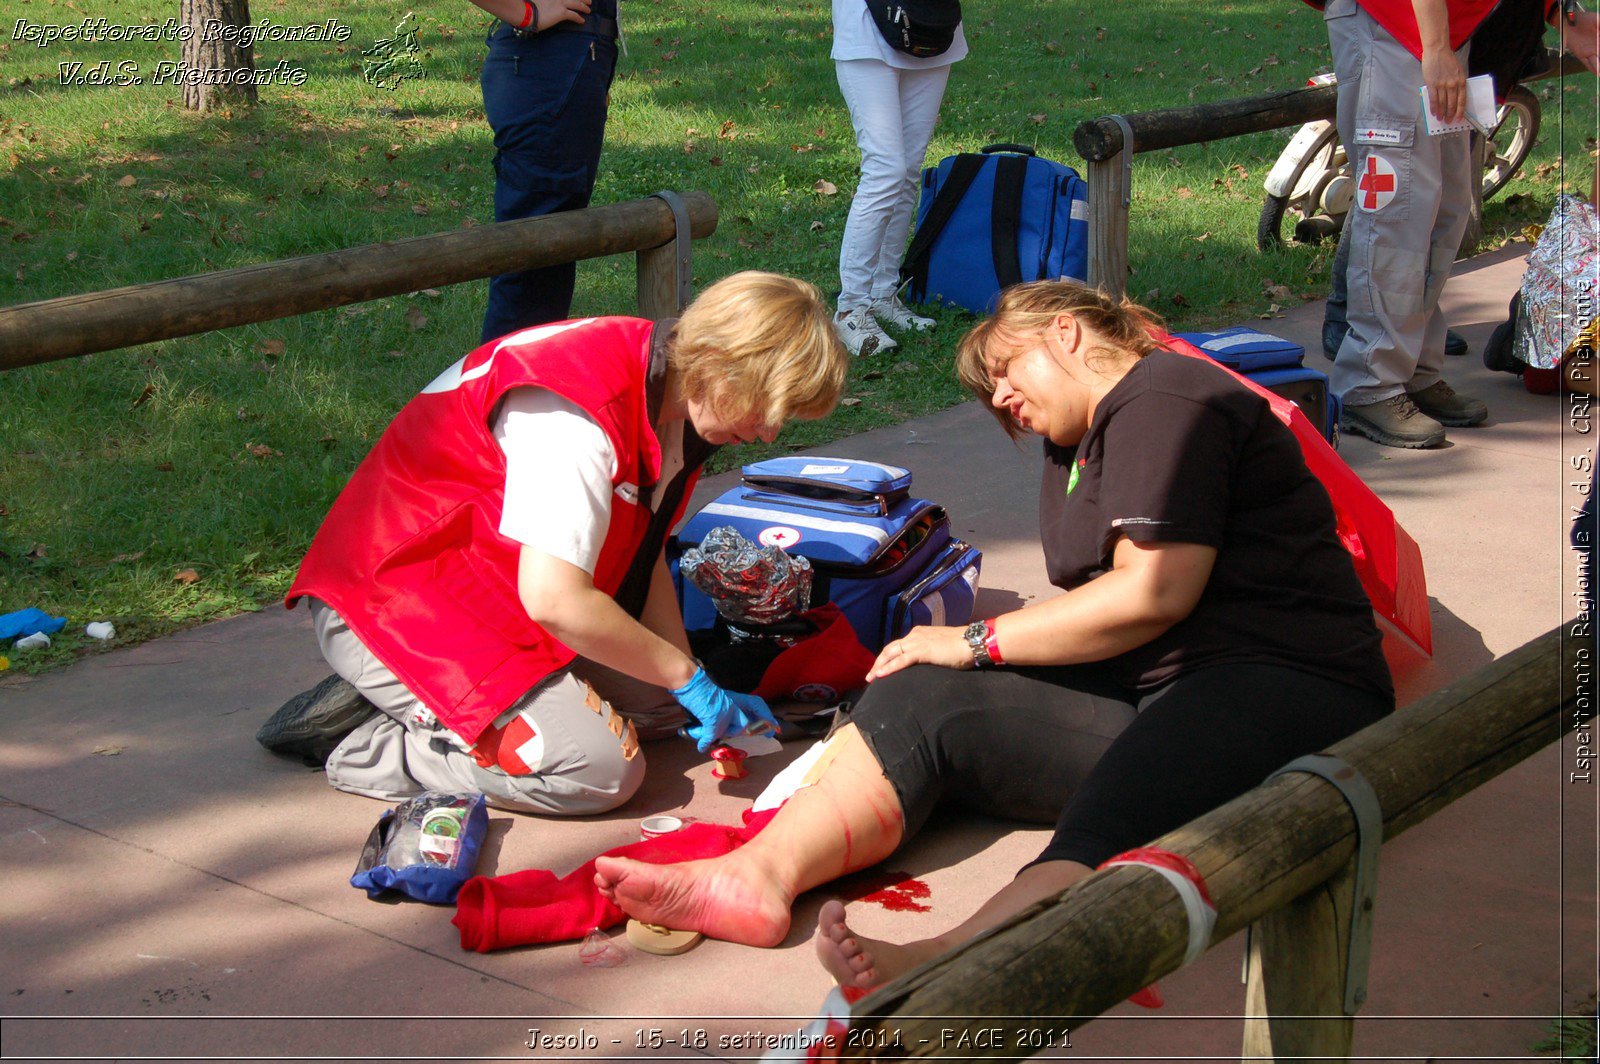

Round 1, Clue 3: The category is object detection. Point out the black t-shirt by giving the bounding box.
[1039,350,1393,701]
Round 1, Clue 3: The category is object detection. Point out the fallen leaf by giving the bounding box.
[383,349,405,359]
[155,461,174,472]
[1030,114,1047,124]
[411,203,429,216]
[708,156,722,167]
[809,220,825,231]
[116,175,137,187]
[256,338,286,357]
[246,443,281,459]
[1194,231,1211,242]
[174,568,200,584]
[419,288,442,298]
[841,397,862,406]
[717,120,738,140]
[1171,292,1191,308]
[405,307,429,331]
[1177,187,1194,199]
[93,745,124,756]
[248,169,264,180]
[110,550,146,564]
[662,50,677,60]
[1264,283,1294,301]
[373,184,390,199]
[814,179,838,195]
[131,383,156,409]
[25,544,46,560]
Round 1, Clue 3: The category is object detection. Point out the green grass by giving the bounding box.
[1,0,1596,669]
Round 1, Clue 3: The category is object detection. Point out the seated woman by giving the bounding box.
[594,280,1394,988]
[269,272,848,815]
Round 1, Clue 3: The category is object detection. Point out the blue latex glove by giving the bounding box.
[0,608,67,642]
[669,667,780,754]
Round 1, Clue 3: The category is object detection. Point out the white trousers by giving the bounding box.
[835,58,951,309]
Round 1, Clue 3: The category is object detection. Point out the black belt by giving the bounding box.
[505,14,618,40]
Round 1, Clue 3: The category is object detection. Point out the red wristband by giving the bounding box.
[983,618,1004,665]
[516,1,536,29]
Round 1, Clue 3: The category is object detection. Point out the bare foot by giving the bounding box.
[594,853,793,947]
[812,899,948,991]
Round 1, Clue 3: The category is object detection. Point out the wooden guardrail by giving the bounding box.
[1072,52,1584,297]
[0,191,718,370]
[836,621,1587,1059]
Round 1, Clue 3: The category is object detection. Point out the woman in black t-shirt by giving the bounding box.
[593,281,1394,987]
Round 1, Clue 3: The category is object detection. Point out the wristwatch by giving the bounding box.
[963,621,993,668]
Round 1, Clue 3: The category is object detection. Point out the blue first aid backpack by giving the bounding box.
[901,144,1089,315]
[672,456,983,654]
[1172,326,1342,447]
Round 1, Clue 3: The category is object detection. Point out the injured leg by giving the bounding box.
[594,724,903,947]
[813,859,1094,990]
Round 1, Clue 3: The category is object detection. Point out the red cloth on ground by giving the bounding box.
[452,807,779,952]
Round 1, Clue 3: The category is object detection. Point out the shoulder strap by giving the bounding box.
[900,153,988,294]
[989,154,1027,292]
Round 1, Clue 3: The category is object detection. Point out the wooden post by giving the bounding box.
[1241,861,1358,1062]
[1087,156,1130,299]
[636,243,681,320]
[0,192,717,371]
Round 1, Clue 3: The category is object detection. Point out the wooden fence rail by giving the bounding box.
[838,622,1586,1059]
[0,190,717,371]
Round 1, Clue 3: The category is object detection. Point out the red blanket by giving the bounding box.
[452,807,778,952]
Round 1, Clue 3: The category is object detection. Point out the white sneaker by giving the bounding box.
[834,305,898,357]
[869,295,936,333]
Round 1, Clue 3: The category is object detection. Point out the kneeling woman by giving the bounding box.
[281,272,847,815]
[595,281,1393,983]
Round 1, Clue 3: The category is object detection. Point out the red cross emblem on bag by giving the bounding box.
[1356,154,1398,213]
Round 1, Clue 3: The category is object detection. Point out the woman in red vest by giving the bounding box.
[262,272,848,815]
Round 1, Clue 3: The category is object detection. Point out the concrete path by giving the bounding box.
[3,245,1594,1061]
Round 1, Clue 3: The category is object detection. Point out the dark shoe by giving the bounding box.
[1407,379,1488,427]
[1444,329,1469,357]
[1341,394,1447,448]
[1483,293,1524,375]
[257,674,376,765]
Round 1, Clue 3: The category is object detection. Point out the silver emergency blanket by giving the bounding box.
[1515,194,1599,371]
[679,526,812,627]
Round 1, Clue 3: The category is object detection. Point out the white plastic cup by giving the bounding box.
[640,815,685,841]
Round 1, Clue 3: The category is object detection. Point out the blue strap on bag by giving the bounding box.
[901,144,1089,315]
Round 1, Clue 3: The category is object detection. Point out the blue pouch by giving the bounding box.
[350,792,488,905]
[1173,327,1341,446]
[0,608,68,641]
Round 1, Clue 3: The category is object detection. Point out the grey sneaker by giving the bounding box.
[869,295,936,332]
[834,305,898,357]
[1341,394,1447,449]
[256,673,377,765]
[1406,379,1488,427]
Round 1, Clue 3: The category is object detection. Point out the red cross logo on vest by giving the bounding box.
[1356,154,1397,212]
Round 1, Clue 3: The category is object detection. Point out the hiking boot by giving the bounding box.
[1323,321,1468,359]
[1341,394,1447,448]
[1406,379,1488,427]
[256,673,377,765]
[833,305,898,357]
[869,295,936,333]
[1482,292,1524,375]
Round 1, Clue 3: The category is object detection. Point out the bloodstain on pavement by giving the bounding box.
[837,869,933,913]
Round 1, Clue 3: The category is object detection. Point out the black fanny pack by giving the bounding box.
[865,0,961,58]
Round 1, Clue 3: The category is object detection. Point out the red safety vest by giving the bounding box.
[287,317,688,744]
[1301,0,1500,56]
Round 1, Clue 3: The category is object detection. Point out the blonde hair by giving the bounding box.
[956,280,1165,438]
[671,271,849,426]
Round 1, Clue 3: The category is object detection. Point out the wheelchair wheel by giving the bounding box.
[1482,84,1540,202]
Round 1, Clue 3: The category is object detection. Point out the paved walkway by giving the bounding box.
[3,245,1594,1061]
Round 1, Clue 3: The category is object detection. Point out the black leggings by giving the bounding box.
[847,660,1392,870]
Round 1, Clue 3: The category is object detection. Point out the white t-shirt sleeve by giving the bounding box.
[492,387,617,575]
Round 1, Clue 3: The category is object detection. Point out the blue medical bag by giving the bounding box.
[672,456,983,653]
[1173,327,1342,446]
[901,144,1089,315]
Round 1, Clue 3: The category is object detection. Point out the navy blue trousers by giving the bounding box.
[479,19,617,343]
